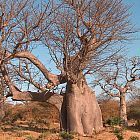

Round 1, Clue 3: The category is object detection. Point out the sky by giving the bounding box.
[124,0,140,57]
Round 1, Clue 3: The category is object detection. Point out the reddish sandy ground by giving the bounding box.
[0,126,139,140]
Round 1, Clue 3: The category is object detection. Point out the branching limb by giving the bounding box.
[5,51,66,87]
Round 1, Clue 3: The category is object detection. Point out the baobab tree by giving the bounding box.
[96,56,140,126]
[0,76,5,120]
[0,0,136,136]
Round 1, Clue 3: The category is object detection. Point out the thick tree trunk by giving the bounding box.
[61,81,103,136]
[120,92,128,126]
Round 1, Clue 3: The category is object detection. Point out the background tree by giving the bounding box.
[96,56,140,126]
[0,70,6,120]
[0,0,136,136]
[129,86,140,100]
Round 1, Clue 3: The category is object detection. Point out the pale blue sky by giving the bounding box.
[124,0,140,57]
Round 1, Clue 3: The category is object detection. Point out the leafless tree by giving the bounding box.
[0,0,137,135]
[96,56,140,126]
[0,72,6,119]
[129,86,140,100]
[0,0,63,125]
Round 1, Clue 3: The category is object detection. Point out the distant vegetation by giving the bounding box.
[0,98,139,139]
[1,102,59,129]
[0,98,139,131]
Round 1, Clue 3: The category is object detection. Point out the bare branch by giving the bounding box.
[6,51,66,86]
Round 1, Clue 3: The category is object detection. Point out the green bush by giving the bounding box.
[129,136,139,140]
[114,128,124,140]
[106,117,122,126]
[60,131,74,140]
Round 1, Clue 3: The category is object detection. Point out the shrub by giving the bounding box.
[106,117,122,126]
[15,132,30,137]
[25,135,36,140]
[60,131,74,140]
[37,132,50,140]
[135,120,140,129]
[114,128,124,140]
[129,136,139,140]
[1,102,59,127]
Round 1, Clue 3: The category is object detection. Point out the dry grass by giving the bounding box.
[0,102,139,140]
[0,124,140,140]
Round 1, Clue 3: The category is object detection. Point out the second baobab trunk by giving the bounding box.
[120,92,128,126]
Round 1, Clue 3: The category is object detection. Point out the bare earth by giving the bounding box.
[0,127,139,140]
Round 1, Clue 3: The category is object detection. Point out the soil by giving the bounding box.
[0,124,139,140]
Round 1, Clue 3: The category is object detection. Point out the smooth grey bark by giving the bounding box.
[61,81,103,136]
[11,91,63,112]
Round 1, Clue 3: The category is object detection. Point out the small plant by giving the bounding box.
[15,132,23,137]
[15,132,30,137]
[25,135,36,140]
[37,132,50,140]
[106,117,122,126]
[60,131,74,140]
[135,120,140,128]
[50,128,58,133]
[129,136,139,140]
[14,126,23,131]
[114,128,124,140]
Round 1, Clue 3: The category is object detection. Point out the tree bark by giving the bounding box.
[10,91,63,112]
[61,81,103,136]
[120,92,128,126]
[5,51,66,86]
